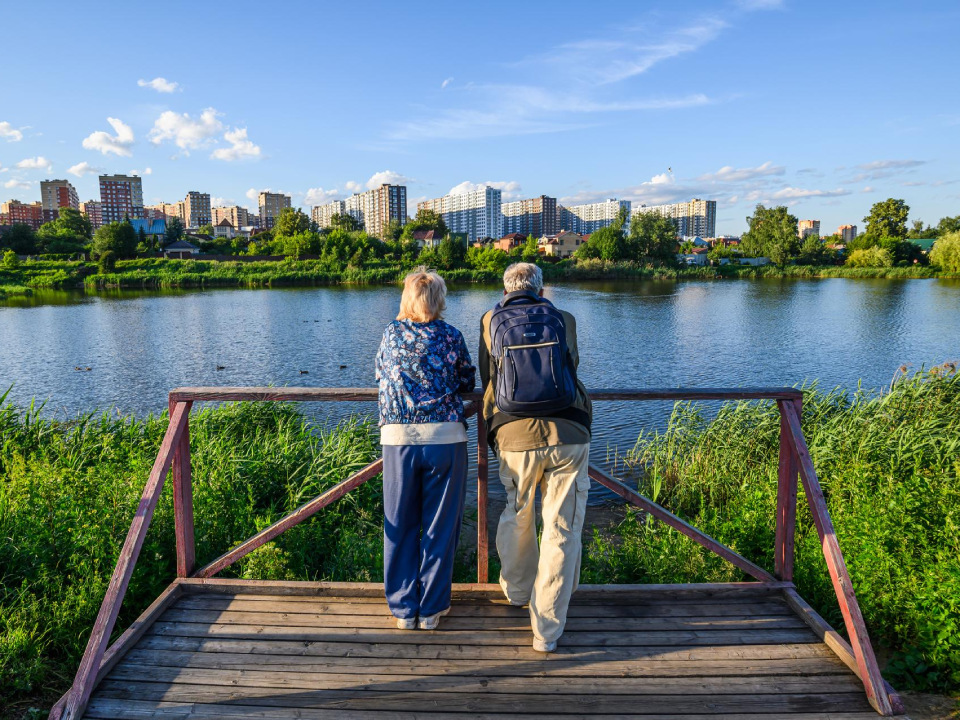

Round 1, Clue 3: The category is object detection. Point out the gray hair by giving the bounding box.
[503,262,543,293]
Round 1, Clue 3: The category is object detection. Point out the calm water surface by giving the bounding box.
[3,279,959,500]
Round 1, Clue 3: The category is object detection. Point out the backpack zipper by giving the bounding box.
[503,341,559,351]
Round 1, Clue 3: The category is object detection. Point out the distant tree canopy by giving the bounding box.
[197,224,216,236]
[330,213,361,232]
[573,207,677,263]
[164,217,185,245]
[863,198,910,240]
[91,220,138,259]
[930,231,960,272]
[739,204,799,266]
[273,208,313,238]
[0,223,39,255]
[402,209,448,240]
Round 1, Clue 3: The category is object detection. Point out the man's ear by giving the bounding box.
[503,289,508,296]
[538,290,544,297]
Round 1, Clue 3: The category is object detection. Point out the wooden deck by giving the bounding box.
[79,580,894,719]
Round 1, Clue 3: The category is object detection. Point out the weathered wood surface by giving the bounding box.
[58,402,191,720]
[775,399,800,581]
[477,411,490,583]
[79,585,894,719]
[169,386,804,404]
[782,403,894,716]
[169,399,195,578]
[588,465,776,583]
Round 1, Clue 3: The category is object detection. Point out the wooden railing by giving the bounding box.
[52,386,897,719]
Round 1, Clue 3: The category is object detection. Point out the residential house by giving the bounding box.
[214,218,235,239]
[412,230,443,248]
[493,233,527,252]
[540,231,583,258]
[163,239,200,258]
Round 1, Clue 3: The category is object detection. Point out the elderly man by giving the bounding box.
[478,262,592,652]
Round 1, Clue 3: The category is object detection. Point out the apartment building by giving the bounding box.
[635,199,715,238]
[184,191,212,229]
[798,219,821,239]
[79,201,103,229]
[144,202,183,222]
[99,174,144,224]
[0,200,45,230]
[560,198,632,235]
[838,224,858,242]
[418,186,502,242]
[502,195,558,237]
[259,192,291,230]
[39,179,80,221]
[312,200,346,229]
[213,205,252,229]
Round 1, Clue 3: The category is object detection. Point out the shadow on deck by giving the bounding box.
[84,580,887,719]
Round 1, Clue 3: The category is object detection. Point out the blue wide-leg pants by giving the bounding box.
[382,442,467,619]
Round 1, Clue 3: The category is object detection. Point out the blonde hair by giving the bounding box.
[397,266,447,322]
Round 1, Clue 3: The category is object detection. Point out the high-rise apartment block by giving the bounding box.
[636,199,715,238]
[80,201,103,229]
[560,199,632,235]
[213,205,252,229]
[502,195,558,238]
[838,224,857,242]
[0,200,45,230]
[259,192,291,230]
[313,185,407,237]
[99,174,144,224]
[183,191,212,229]
[40,179,80,221]
[798,219,821,239]
[418,186,502,242]
[145,202,183,222]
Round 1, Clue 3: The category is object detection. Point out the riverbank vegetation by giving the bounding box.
[1,369,958,714]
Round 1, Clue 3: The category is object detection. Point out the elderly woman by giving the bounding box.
[375,267,476,630]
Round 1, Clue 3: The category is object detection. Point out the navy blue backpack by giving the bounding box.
[489,290,577,416]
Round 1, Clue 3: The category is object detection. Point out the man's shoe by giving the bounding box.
[396,616,418,630]
[418,607,450,630]
[533,638,557,653]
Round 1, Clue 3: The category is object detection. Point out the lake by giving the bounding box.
[3,279,959,500]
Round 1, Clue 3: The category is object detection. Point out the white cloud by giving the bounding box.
[211,127,261,161]
[68,161,102,177]
[856,159,926,171]
[304,187,340,206]
[16,156,53,172]
[449,180,523,200]
[441,77,454,89]
[697,161,785,182]
[138,77,179,93]
[0,121,24,142]
[772,187,851,200]
[4,178,32,189]
[647,172,673,185]
[129,167,152,176]
[211,196,234,207]
[149,108,223,151]
[82,117,135,157]
[345,180,362,192]
[861,186,875,193]
[245,188,260,201]
[366,170,413,190]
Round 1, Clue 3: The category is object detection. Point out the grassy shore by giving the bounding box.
[1,257,958,297]
[1,371,959,715]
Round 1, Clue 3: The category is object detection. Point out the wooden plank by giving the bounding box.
[775,399,799,582]
[178,578,794,600]
[56,401,190,720]
[157,607,809,632]
[191,458,384,579]
[119,647,853,677]
[91,681,874,714]
[105,664,865,695]
[146,620,819,646]
[784,589,906,716]
[782,403,894,716]
[169,399,195,578]
[83,697,893,720]
[168,386,804,404]
[135,633,840,661]
[588,465,777,583]
[477,411,489,583]
[174,595,797,618]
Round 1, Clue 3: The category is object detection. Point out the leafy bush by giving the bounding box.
[930,231,960,272]
[846,246,894,268]
[2,250,19,269]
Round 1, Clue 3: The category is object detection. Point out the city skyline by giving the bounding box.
[1,1,958,236]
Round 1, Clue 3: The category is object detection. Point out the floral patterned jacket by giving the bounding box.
[375,319,476,427]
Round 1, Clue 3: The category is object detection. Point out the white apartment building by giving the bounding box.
[313,185,406,237]
[559,199,632,235]
[312,200,346,229]
[418,186,502,242]
[636,199,716,238]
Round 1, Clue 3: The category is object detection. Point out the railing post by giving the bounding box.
[477,413,489,584]
[169,398,195,577]
[775,398,799,581]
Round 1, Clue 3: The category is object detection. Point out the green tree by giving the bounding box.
[383,218,404,242]
[929,231,960,272]
[907,219,938,240]
[436,235,467,269]
[2,249,20,269]
[197,223,216,236]
[521,234,540,262]
[273,207,312,239]
[740,204,799,265]
[0,224,38,255]
[92,221,137,259]
[402,209,448,240]
[164,217,185,245]
[137,224,148,248]
[630,211,678,262]
[937,215,960,236]
[37,207,93,244]
[280,231,321,259]
[330,213,361,232]
[97,250,116,273]
[846,246,893,268]
[574,208,629,261]
[798,233,835,265]
[863,198,909,239]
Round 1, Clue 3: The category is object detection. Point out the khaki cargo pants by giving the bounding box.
[496,443,590,643]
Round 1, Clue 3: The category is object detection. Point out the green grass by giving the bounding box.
[0,284,32,299]
[1,370,958,715]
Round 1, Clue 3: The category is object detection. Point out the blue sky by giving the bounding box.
[1,0,958,235]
